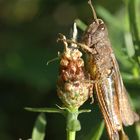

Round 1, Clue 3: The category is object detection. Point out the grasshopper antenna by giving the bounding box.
[88,0,99,24]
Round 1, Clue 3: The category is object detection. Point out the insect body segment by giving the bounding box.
[80,1,139,139]
[82,19,109,47]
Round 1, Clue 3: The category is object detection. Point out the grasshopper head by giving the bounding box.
[82,19,108,47]
[82,0,108,47]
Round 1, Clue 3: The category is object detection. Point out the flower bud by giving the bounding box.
[57,34,93,110]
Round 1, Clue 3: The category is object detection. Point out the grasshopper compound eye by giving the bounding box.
[98,23,105,31]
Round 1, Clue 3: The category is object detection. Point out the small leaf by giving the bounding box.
[90,121,104,140]
[32,113,46,140]
[79,109,91,114]
[124,32,135,57]
[75,19,87,31]
[67,119,81,131]
[25,107,62,113]
[136,122,140,140]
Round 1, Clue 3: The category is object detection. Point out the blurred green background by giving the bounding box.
[0,0,140,140]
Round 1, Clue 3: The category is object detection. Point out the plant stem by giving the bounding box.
[66,109,80,140]
[75,19,87,31]
[128,0,140,69]
[67,130,76,140]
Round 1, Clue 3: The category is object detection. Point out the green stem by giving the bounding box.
[66,109,80,140]
[67,131,76,140]
[128,0,140,69]
[75,19,87,31]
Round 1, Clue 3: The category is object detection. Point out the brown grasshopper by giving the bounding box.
[58,0,139,139]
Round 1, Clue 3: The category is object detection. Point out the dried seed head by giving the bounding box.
[57,25,93,110]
